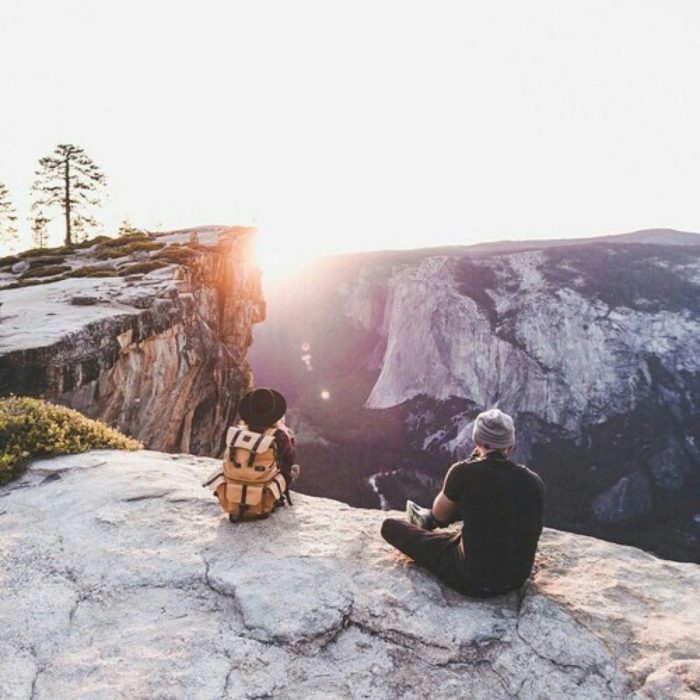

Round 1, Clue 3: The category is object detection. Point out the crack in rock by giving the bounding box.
[123,492,169,502]
[514,591,622,692]
[27,645,43,700]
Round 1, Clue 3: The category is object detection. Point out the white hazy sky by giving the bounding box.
[1,0,700,263]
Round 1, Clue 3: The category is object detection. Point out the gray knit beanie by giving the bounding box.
[472,408,515,450]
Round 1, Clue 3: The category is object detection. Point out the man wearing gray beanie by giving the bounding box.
[381,408,545,598]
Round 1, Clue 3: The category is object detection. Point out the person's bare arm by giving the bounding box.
[432,490,459,525]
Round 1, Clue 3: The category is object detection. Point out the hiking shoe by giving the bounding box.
[406,500,437,530]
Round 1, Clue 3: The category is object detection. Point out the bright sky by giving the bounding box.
[2,0,700,267]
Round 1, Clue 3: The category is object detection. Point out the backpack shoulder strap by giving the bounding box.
[226,426,244,448]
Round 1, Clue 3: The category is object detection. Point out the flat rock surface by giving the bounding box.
[0,450,698,699]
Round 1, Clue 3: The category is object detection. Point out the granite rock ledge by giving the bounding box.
[0,227,265,455]
[0,450,698,699]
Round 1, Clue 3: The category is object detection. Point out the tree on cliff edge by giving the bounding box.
[0,182,18,252]
[31,144,106,246]
[31,210,50,249]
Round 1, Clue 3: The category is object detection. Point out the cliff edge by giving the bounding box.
[1,451,698,699]
[0,227,265,455]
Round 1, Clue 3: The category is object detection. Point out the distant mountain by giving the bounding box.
[464,227,700,255]
[251,230,700,562]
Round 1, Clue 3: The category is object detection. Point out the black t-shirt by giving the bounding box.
[443,453,545,592]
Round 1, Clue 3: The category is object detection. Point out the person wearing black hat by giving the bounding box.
[237,387,300,491]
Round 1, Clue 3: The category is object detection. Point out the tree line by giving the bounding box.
[0,144,106,252]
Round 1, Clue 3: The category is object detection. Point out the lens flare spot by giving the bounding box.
[320,390,331,401]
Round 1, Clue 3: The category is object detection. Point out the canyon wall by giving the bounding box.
[0,227,265,455]
[251,230,700,562]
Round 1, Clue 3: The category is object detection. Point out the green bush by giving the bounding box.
[20,264,72,279]
[0,397,142,485]
[117,260,169,276]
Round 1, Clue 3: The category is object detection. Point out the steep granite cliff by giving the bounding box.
[0,450,698,699]
[251,230,700,562]
[0,227,264,455]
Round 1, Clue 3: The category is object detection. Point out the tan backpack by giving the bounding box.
[206,426,287,521]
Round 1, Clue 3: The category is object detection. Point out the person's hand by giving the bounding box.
[290,464,301,481]
[406,500,437,530]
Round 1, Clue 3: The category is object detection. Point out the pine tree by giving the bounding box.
[31,144,106,246]
[72,216,89,244]
[119,217,141,237]
[0,183,18,252]
[31,211,50,250]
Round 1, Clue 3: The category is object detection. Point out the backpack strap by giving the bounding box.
[248,432,267,466]
[226,426,243,448]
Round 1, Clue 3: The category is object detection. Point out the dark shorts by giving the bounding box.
[380,518,516,598]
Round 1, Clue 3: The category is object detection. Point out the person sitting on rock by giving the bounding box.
[204,387,300,521]
[381,408,545,597]
[238,387,301,489]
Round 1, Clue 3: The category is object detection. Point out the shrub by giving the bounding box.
[157,245,197,264]
[0,397,142,485]
[26,256,66,269]
[66,265,118,278]
[95,240,165,260]
[99,231,150,248]
[20,264,72,279]
[18,245,72,259]
[117,260,169,276]
[72,235,113,249]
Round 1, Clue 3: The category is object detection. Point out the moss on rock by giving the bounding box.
[20,264,72,279]
[157,245,197,265]
[95,240,165,260]
[117,260,169,276]
[66,265,118,278]
[72,235,113,249]
[98,232,150,249]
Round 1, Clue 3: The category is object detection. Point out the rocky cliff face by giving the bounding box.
[1,450,698,699]
[251,230,700,562]
[0,227,264,455]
